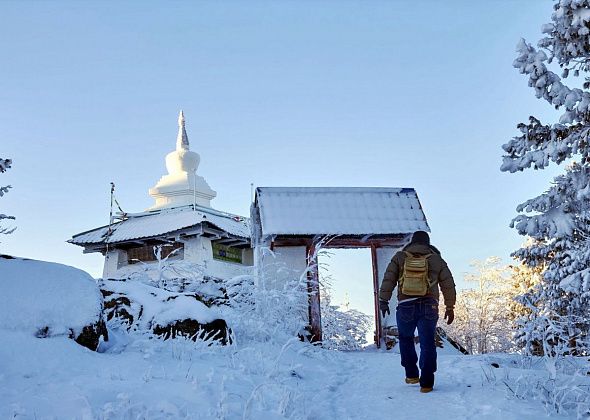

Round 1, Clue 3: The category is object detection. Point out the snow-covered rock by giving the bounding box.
[153,318,229,343]
[101,278,229,343]
[0,255,107,350]
[107,260,231,305]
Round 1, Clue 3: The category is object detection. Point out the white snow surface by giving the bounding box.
[1,262,585,419]
[255,187,430,236]
[0,256,102,336]
[70,205,250,245]
[0,331,575,419]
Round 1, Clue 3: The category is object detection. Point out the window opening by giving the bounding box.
[127,242,184,264]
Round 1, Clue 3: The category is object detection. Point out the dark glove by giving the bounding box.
[444,308,454,325]
[379,300,390,317]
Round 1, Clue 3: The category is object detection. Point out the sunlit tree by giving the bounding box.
[446,258,515,354]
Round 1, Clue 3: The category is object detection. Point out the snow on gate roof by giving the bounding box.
[70,205,250,245]
[254,187,430,236]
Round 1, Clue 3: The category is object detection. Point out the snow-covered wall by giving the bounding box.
[103,236,253,281]
[183,236,212,265]
[185,236,253,279]
[242,248,254,266]
[207,259,253,279]
[377,247,401,327]
[256,246,308,290]
[102,249,127,279]
[254,245,311,326]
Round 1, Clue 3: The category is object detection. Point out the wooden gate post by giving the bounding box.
[307,242,322,343]
[371,244,382,348]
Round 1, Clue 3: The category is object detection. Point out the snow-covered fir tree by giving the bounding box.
[502,0,590,355]
[507,254,544,352]
[0,158,15,236]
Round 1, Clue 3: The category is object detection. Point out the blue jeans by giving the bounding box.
[396,298,438,388]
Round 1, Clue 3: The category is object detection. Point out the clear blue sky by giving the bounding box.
[1,1,561,298]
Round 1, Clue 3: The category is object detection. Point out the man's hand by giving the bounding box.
[379,300,390,317]
[444,308,454,325]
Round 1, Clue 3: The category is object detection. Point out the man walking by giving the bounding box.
[379,231,456,393]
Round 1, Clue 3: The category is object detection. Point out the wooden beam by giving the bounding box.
[202,227,224,239]
[229,243,250,249]
[272,235,406,249]
[272,237,309,247]
[177,225,204,237]
[82,246,104,254]
[223,238,250,246]
[306,242,322,343]
[326,237,406,248]
[215,238,240,245]
[216,239,248,248]
[371,244,382,348]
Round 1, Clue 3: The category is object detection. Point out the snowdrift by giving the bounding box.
[0,255,107,350]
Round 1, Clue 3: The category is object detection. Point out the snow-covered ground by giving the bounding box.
[0,256,586,419]
[0,330,579,419]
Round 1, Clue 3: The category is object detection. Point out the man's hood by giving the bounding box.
[403,243,441,255]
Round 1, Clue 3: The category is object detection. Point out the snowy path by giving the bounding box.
[298,349,550,420]
[0,332,574,419]
[315,351,542,420]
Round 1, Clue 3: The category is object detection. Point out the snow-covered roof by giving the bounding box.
[70,205,250,245]
[254,187,429,236]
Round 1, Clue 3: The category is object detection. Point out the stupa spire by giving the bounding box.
[148,111,217,210]
[176,110,189,151]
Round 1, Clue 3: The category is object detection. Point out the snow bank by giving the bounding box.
[110,260,230,305]
[0,255,103,337]
[0,259,584,418]
[0,329,571,419]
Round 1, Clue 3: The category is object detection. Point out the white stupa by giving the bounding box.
[70,111,252,280]
[148,111,217,209]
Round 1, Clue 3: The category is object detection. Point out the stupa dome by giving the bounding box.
[165,148,200,174]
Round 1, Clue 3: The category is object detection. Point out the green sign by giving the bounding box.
[212,243,242,264]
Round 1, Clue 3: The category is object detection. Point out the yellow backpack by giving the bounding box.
[400,252,433,296]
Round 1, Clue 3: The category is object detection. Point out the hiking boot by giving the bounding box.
[405,377,420,384]
[420,387,433,393]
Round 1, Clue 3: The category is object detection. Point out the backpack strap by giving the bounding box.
[421,253,437,288]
